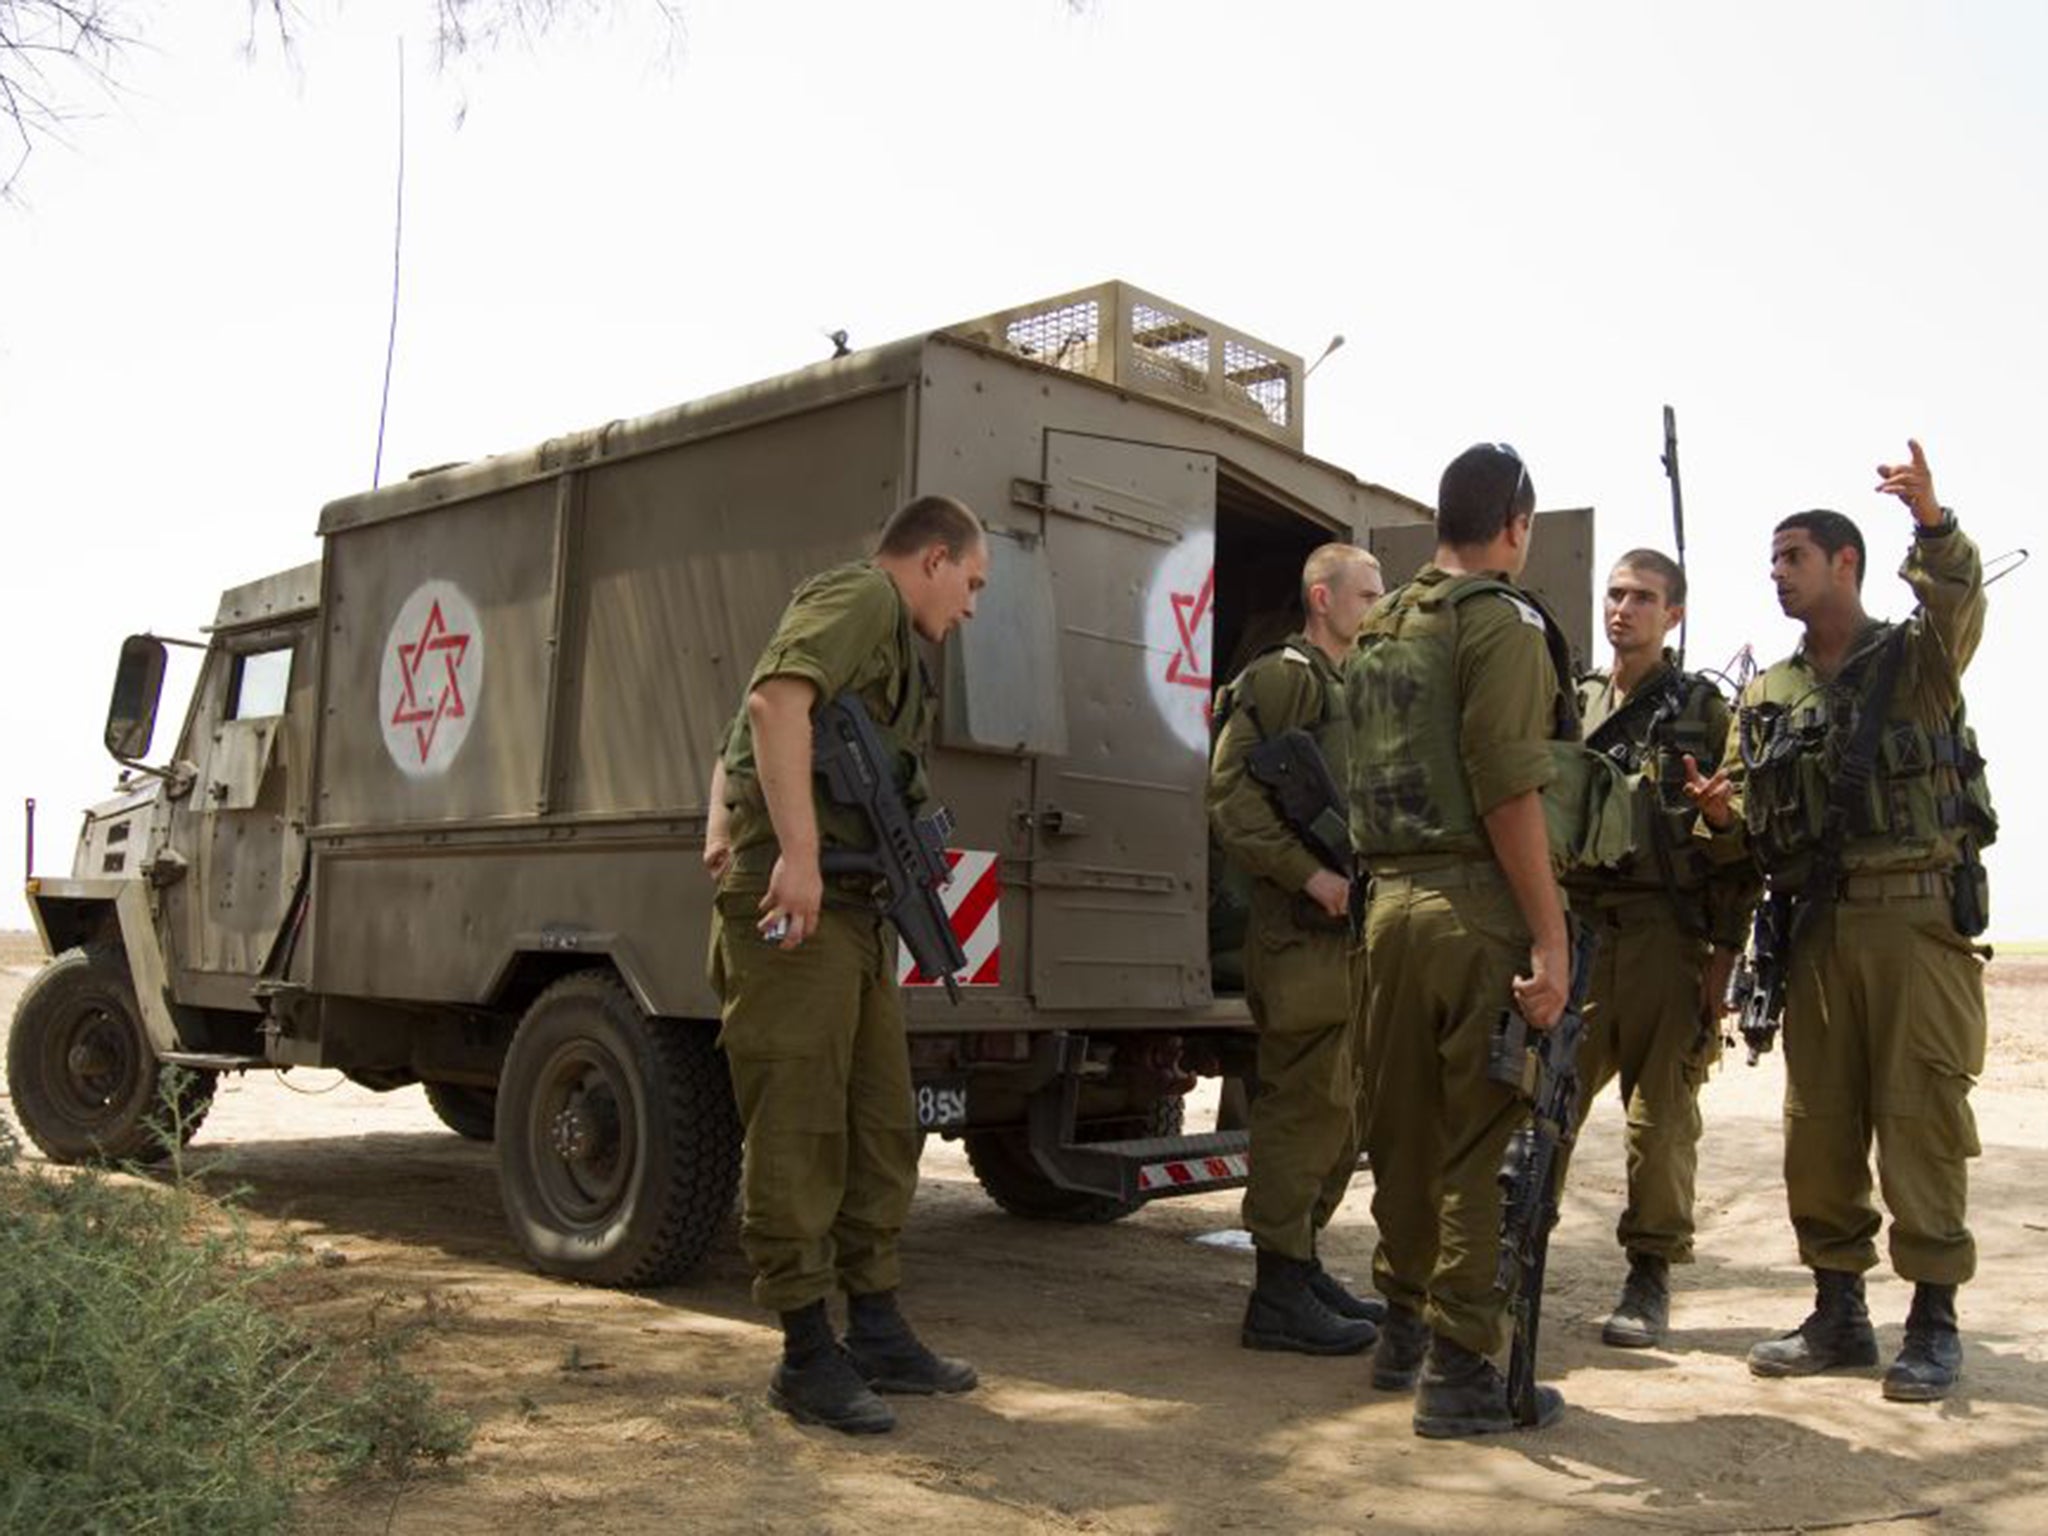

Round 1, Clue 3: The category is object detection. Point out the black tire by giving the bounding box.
[423,1081,498,1141]
[4,944,216,1164]
[965,1095,1187,1224]
[496,970,740,1287]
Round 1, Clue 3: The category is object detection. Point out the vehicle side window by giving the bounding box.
[228,646,294,721]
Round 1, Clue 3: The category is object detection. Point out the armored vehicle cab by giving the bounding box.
[12,282,1591,1285]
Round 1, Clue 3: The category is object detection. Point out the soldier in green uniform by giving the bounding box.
[1348,442,1623,1438]
[1566,550,1755,1349]
[1208,543,1387,1355]
[707,494,990,1435]
[1688,440,1993,1403]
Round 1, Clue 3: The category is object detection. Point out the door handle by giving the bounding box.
[1038,804,1090,838]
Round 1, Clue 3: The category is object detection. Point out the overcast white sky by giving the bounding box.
[2,0,2043,937]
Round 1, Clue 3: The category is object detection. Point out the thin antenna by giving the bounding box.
[1304,333,1345,379]
[373,38,407,488]
[1661,404,1687,667]
[1984,547,2030,586]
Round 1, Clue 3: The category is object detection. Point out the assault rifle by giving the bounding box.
[1489,918,1600,1427]
[812,693,969,1004]
[1244,727,1352,875]
[1726,887,1791,1063]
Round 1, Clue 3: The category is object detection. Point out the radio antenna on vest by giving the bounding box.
[1661,404,1687,668]
[373,38,407,489]
[1984,547,2030,587]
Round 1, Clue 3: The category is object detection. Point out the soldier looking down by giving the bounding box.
[707,494,989,1435]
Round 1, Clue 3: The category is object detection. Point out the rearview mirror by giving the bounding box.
[106,635,168,762]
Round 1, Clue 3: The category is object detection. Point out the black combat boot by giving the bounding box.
[1747,1269,1880,1377]
[1241,1249,1378,1355]
[1601,1251,1672,1349]
[1882,1283,1963,1403]
[1412,1334,1564,1438]
[844,1290,979,1395]
[1368,1302,1431,1391]
[769,1300,896,1434]
[1307,1258,1388,1329]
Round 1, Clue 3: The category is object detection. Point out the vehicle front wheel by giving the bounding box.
[496,970,740,1287]
[5,944,215,1163]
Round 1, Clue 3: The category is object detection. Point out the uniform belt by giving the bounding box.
[1837,869,1950,902]
[1368,862,1503,899]
[1570,887,1674,925]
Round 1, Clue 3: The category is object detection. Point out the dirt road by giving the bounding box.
[5,934,2046,1534]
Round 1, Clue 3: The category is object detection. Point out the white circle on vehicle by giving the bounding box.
[379,580,484,778]
[1142,529,1216,753]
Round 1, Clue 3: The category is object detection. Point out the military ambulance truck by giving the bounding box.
[10,282,1591,1287]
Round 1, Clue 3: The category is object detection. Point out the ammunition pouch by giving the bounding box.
[1541,743,1637,873]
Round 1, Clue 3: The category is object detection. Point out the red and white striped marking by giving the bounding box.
[1136,1151,1250,1193]
[899,849,1001,988]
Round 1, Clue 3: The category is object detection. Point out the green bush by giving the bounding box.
[0,1092,470,1535]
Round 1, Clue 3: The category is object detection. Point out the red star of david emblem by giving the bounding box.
[389,600,471,764]
[1165,567,1214,695]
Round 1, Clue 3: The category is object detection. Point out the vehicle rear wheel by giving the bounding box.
[423,1081,498,1141]
[965,1096,1186,1224]
[4,944,215,1163]
[496,970,740,1287]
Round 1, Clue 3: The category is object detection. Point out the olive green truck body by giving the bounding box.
[15,283,1592,1284]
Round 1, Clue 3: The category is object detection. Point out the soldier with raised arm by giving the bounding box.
[1688,441,1996,1403]
[1208,543,1387,1356]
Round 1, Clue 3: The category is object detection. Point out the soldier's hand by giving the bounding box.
[759,855,824,948]
[1512,937,1569,1032]
[1681,754,1735,830]
[702,835,733,882]
[1303,868,1351,920]
[1876,438,1944,527]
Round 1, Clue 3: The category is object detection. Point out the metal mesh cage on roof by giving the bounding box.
[945,282,1306,449]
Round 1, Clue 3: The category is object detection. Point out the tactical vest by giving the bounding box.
[1212,635,1349,791]
[1739,625,1997,877]
[1576,664,1724,896]
[1211,635,1350,936]
[722,568,934,857]
[1347,574,1634,872]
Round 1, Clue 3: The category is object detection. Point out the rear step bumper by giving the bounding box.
[1025,1031,1251,1205]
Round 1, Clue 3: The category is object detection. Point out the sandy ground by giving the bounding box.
[4,930,2047,1535]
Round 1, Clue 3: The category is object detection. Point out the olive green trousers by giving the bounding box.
[1240,920,1364,1259]
[1568,895,1718,1263]
[710,885,920,1313]
[1359,875,1530,1356]
[1781,894,1985,1285]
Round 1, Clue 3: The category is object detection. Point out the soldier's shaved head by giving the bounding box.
[875,495,983,561]
[1614,548,1686,607]
[1301,543,1381,610]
